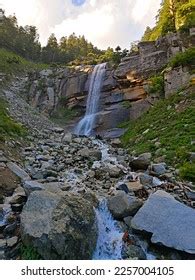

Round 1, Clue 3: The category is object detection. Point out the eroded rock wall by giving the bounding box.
[25,32,193,135]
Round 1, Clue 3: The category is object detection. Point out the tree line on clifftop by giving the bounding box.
[0,0,194,66]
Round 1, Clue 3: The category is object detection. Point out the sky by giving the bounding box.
[1,0,161,49]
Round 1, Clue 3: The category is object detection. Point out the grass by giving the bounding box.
[0,97,26,141]
[179,162,195,182]
[0,48,48,77]
[50,106,79,125]
[148,74,164,96]
[121,87,195,181]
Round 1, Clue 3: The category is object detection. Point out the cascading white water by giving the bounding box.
[74,63,106,136]
[93,199,123,260]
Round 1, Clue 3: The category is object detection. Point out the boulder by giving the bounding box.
[23,180,45,196]
[108,191,143,219]
[126,181,143,192]
[78,148,102,161]
[21,190,97,260]
[131,190,195,254]
[164,66,190,98]
[7,162,31,181]
[129,99,151,121]
[139,174,153,186]
[130,153,151,171]
[151,163,167,175]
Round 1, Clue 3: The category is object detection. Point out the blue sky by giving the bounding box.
[1,0,161,49]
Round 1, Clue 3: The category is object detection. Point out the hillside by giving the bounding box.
[122,85,195,182]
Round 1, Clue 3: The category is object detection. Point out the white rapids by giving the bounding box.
[93,199,123,260]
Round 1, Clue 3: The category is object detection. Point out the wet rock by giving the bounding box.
[7,162,31,181]
[123,216,133,228]
[131,190,195,254]
[130,153,151,171]
[79,148,102,161]
[21,190,97,260]
[11,203,23,212]
[123,244,146,260]
[9,194,26,205]
[3,222,18,235]
[6,236,18,248]
[108,191,143,219]
[116,184,130,194]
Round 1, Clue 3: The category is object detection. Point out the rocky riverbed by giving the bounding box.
[0,129,195,260]
[0,76,195,260]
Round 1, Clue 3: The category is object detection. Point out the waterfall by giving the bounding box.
[93,199,123,260]
[74,63,106,136]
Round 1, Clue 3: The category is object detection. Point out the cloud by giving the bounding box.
[1,0,161,49]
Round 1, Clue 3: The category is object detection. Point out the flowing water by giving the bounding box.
[74,63,106,136]
[93,199,123,260]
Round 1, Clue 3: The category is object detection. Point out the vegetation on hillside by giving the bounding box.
[0,48,47,76]
[121,87,195,181]
[168,47,195,68]
[0,9,127,66]
[0,97,26,141]
[142,0,195,41]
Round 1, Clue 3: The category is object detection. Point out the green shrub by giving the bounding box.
[148,75,164,95]
[180,162,195,183]
[0,98,26,140]
[169,48,195,68]
[20,244,41,260]
[0,48,48,76]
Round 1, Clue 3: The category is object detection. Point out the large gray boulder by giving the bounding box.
[131,190,195,254]
[108,191,143,219]
[130,153,151,171]
[21,190,97,259]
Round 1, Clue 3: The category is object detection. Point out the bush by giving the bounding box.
[148,75,164,95]
[20,244,41,260]
[169,48,195,68]
[0,98,26,140]
[180,162,195,183]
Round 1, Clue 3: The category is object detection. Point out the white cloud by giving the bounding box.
[1,0,161,49]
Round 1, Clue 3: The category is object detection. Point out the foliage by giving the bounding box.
[142,0,195,41]
[50,106,79,125]
[0,48,47,75]
[179,162,195,182]
[20,244,41,260]
[0,9,41,61]
[169,47,195,68]
[121,88,195,170]
[0,9,127,66]
[148,75,164,95]
[0,97,26,141]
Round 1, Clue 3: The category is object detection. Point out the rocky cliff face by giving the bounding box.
[26,32,193,136]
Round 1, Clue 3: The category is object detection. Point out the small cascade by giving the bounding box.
[93,199,123,260]
[74,63,106,136]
